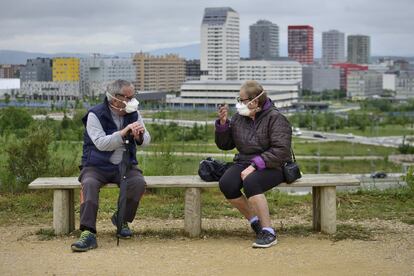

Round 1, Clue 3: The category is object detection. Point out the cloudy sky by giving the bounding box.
[0,0,413,57]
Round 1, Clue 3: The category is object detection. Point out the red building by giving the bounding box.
[288,25,314,64]
[332,63,368,91]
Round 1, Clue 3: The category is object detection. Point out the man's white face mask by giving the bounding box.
[235,91,264,116]
[107,92,139,113]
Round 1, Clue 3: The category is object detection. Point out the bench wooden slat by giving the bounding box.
[28,174,360,190]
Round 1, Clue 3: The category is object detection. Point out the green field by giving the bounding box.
[335,125,414,137]
[1,106,414,241]
[1,185,413,230]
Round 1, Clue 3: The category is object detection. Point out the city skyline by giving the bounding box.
[0,0,413,57]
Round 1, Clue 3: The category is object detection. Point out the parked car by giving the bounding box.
[313,133,327,139]
[292,127,302,136]
[346,133,354,139]
[370,172,387,179]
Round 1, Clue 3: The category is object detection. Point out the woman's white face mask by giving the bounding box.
[107,92,139,113]
[236,91,264,116]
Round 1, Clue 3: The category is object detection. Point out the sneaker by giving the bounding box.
[250,220,262,235]
[252,229,278,248]
[71,230,98,252]
[111,212,133,239]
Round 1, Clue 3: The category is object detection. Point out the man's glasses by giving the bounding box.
[115,93,137,101]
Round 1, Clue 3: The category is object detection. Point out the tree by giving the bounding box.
[4,93,10,104]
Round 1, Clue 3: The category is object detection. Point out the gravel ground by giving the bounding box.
[0,218,413,276]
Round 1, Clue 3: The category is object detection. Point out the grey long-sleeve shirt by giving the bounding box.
[86,109,151,165]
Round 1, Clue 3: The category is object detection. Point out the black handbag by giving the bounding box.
[283,149,302,184]
[198,157,232,182]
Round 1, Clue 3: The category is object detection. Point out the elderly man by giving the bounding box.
[71,79,150,252]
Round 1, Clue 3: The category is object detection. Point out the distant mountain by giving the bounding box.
[150,44,200,59]
[0,50,92,64]
[1,48,413,65]
[0,43,247,64]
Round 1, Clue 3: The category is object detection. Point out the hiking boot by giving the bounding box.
[250,220,262,235]
[71,230,98,252]
[111,212,132,239]
[252,229,278,248]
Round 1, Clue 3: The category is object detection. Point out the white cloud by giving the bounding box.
[0,0,413,56]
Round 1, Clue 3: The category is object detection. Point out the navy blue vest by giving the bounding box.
[81,98,138,171]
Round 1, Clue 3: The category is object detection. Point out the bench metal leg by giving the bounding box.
[53,189,75,235]
[312,187,321,231]
[320,186,336,234]
[184,187,201,237]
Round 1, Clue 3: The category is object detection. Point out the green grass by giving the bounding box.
[0,191,54,225]
[35,228,56,240]
[298,159,401,174]
[1,187,413,229]
[143,140,396,157]
[337,188,414,222]
[330,224,378,241]
[335,125,414,137]
[293,140,397,157]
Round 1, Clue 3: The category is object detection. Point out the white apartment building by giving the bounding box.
[21,81,80,100]
[167,80,299,109]
[238,58,302,83]
[395,71,414,100]
[347,70,382,99]
[200,7,240,81]
[383,73,396,91]
[0,79,20,99]
[80,55,136,97]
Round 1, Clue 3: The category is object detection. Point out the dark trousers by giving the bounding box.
[78,166,146,233]
[219,163,285,199]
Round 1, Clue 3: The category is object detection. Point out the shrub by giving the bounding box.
[0,107,33,135]
[2,125,52,192]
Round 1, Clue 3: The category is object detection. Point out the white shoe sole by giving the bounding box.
[252,239,278,248]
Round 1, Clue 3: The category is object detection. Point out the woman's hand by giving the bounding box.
[218,104,228,125]
[241,165,256,180]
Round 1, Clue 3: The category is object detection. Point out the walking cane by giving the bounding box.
[116,131,134,246]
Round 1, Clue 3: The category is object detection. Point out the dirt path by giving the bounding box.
[1,218,413,276]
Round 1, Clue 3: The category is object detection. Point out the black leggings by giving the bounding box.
[219,163,285,199]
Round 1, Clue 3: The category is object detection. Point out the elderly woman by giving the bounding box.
[215,80,292,248]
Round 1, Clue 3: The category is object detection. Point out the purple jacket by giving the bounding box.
[215,98,292,170]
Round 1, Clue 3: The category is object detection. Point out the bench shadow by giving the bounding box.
[35,223,380,242]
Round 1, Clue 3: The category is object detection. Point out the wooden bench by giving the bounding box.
[28,174,360,237]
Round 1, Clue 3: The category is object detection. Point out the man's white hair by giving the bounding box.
[106,79,134,101]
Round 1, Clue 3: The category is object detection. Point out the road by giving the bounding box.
[143,118,214,127]
[137,150,385,160]
[298,130,411,148]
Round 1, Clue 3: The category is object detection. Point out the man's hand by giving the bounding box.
[241,165,256,180]
[121,122,145,138]
[218,104,228,125]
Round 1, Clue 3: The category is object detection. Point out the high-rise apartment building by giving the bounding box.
[288,25,314,64]
[322,30,345,65]
[200,7,240,80]
[347,35,370,64]
[250,20,279,59]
